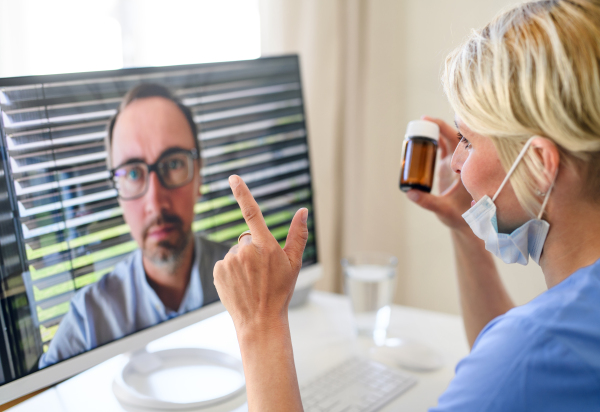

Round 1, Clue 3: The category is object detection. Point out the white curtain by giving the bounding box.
[258,0,409,295]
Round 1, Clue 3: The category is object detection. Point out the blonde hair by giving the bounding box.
[443,0,600,216]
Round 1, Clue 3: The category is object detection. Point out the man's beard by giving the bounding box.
[141,212,191,270]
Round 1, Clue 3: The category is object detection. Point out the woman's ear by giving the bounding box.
[530,136,560,192]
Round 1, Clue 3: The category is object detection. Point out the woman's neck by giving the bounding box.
[541,199,600,288]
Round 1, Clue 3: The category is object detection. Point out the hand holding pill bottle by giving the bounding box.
[399,120,440,193]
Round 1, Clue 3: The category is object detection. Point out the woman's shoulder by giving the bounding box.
[478,257,600,362]
[433,312,600,412]
[502,258,600,337]
[432,288,600,412]
[443,260,600,410]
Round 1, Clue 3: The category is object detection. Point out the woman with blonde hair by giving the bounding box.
[214,0,600,410]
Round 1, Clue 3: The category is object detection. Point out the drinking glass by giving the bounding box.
[342,252,444,372]
[342,252,398,341]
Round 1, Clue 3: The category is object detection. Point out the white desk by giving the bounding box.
[10,292,469,411]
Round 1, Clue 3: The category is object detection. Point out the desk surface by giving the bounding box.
[9,291,469,412]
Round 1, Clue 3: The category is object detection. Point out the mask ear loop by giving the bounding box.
[492,136,537,202]
[537,169,558,220]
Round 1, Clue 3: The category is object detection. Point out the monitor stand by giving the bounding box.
[112,346,246,410]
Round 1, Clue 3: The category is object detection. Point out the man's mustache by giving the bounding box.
[142,212,184,239]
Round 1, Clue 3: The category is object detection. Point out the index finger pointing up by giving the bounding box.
[229,175,272,244]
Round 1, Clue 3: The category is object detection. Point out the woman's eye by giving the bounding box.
[458,132,471,148]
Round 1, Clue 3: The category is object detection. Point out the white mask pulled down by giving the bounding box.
[461,137,556,266]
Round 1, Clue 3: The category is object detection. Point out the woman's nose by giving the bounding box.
[450,145,467,174]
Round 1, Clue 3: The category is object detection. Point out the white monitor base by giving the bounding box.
[112,347,246,410]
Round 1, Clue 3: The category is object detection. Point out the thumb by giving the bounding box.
[283,208,309,272]
[406,190,445,214]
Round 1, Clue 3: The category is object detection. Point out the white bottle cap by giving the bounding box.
[405,120,440,141]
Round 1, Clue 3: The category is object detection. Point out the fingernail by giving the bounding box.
[301,208,308,223]
[229,175,240,189]
[406,191,420,202]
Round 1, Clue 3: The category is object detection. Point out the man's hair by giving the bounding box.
[105,83,200,169]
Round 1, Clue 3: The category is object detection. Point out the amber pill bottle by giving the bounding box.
[399,120,440,193]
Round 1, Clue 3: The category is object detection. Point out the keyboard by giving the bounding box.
[300,357,417,412]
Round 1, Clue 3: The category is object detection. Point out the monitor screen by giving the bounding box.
[0,56,317,389]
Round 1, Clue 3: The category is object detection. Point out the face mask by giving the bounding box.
[461,137,556,265]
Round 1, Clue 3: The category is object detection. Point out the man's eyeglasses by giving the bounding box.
[111,148,199,200]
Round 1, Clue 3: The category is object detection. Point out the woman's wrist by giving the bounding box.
[236,315,291,347]
[451,224,500,275]
[237,319,295,376]
[451,225,482,243]
[236,315,302,412]
[450,227,493,259]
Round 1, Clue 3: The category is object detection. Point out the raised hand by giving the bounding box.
[406,116,473,232]
[213,175,309,335]
[213,175,307,412]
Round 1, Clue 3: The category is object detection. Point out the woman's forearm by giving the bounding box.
[213,176,309,411]
[237,321,303,412]
[451,229,515,348]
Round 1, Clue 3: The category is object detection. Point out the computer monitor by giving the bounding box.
[0,55,318,404]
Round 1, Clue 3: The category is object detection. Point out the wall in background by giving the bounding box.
[0,0,260,77]
[260,0,547,315]
[117,0,260,68]
[0,0,123,76]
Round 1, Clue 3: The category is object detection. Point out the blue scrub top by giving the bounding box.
[431,258,600,411]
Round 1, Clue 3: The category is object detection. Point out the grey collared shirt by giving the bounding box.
[39,235,229,369]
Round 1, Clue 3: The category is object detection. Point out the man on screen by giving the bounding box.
[39,84,229,369]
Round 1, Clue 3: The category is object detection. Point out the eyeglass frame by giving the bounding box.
[110,147,200,201]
